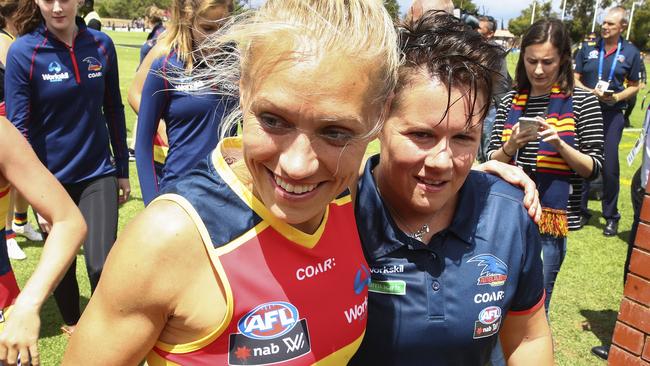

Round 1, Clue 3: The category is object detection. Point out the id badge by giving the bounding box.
[595,80,610,92]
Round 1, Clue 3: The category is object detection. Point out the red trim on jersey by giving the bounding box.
[508,292,546,316]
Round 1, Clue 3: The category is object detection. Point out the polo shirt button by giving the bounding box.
[432,280,441,291]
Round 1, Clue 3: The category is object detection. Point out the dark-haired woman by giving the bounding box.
[351,12,553,365]
[6,0,130,334]
[488,19,604,313]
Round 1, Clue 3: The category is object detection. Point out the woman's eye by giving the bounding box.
[454,134,474,142]
[320,128,354,145]
[410,131,431,139]
[259,114,289,131]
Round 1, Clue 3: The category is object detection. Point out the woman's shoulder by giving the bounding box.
[120,198,204,263]
[571,87,600,111]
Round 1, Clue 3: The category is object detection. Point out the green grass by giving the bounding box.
[8,32,648,365]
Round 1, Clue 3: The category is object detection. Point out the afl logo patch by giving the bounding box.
[238,302,298,340]
[478,306,501,325]
[230,301,311,365]
[473,306,502,339]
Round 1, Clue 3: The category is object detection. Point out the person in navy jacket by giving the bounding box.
[135,0,234,205]
[6,0,129,335]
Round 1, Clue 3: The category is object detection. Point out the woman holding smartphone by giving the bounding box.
[488,19,604,313]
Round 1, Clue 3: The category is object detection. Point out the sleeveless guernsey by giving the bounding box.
[147,138,370,366]
[0,184,21,331]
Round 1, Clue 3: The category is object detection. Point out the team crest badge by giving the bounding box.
[467,254,508,287]
[83,57,102,71]
[588,50,599,59]
[617,54,626,63]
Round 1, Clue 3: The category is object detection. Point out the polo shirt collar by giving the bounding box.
[356,155,482,261]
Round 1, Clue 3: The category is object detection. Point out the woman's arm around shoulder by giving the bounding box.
[0,118,86,366]
[62,198,207,365]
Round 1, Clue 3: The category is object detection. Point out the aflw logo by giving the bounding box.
[344,296,368,323]
[283,333,305,352]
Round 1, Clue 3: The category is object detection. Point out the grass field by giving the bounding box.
[9,31,649,364]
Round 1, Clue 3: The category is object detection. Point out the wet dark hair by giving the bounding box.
[515,18,574,94]
[396,10,504,127]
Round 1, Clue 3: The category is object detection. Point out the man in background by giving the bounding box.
[575,6,641,237]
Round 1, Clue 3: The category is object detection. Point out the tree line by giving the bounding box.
[96,0,401,21]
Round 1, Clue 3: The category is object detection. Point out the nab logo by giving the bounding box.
[467,254,508,287]
[238,302,299,340]
[48,61,62,73]
[353,265,371,295]
[478,306,501,325]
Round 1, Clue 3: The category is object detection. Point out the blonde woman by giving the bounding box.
[64,0,399,364]
[135,0,234,205]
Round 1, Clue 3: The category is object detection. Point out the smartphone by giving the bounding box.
[518,117,540,133]
[603,89,615,97]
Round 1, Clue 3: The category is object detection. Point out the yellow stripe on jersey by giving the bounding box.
[150,194,235,354]
[153,145,168,164]
[213,139,328,249]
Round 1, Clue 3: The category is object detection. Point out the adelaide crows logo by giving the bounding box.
[467,254,508,287]
[83,57,102,71]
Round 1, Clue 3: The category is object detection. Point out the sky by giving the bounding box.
[247,0,596,29]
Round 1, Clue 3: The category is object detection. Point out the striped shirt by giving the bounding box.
[487,88,604,230]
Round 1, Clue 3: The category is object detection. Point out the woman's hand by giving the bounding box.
[475,160,541,223]
[538,120,564,150]
[592,88,617,105]
[503,117,542,153]
[0,304,41,366]
[118,178,131,205]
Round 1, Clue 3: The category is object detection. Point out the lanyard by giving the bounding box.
[598,40,622,83]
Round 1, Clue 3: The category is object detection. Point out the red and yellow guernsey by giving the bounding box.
[147,138,370,366]
[0,184,20,331]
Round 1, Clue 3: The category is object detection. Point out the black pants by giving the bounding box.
[626,168,644,283]
[42,175,118,325]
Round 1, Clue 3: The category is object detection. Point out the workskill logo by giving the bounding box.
[42,61,69,82]
[229,301,311,365]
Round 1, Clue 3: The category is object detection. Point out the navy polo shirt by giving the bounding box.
[575,37,641,111]
[350,155,544,366]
